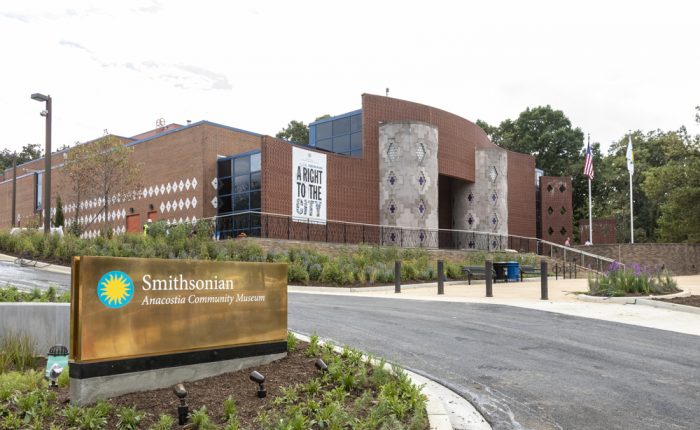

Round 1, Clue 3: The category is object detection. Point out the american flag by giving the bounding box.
[583,141,594,180]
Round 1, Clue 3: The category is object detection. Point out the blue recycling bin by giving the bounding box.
[506,261,520,282]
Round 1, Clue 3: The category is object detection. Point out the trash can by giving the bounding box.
[506,261,520,282]
[493,262,508,282]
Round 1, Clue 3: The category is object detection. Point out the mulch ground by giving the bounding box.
[48,342,324,429]
[653,295,700,308]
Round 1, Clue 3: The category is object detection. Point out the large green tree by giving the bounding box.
[0,143,43,172]
[477,106,584,176]
[478,106,587,233]
[640,121,700,242]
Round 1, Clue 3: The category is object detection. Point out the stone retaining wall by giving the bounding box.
[580,244,700,275]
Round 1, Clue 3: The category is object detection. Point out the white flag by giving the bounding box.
[626,135,634,176]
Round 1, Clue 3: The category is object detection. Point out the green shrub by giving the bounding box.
[57,365,70,388]
[588,263,680,297]
[222,395,239,424]
[445,262,463,279]
[0,370,45,401]
[288,261,310,284]
[190,406,216,430]
[149,414,174,430]
[0,331,37,371]
[116,405,144,430]
[287,331,298,352]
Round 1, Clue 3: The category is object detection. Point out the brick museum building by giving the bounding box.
[0,94,573,248]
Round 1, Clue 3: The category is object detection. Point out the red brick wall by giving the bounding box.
[261,136,375,224]
[507,152,536,237]
[0,124,261,231]
[540,176,573,245]
[578,218,617,244]
[363,94,495,183]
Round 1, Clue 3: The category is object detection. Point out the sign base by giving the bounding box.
[69,342,286,405]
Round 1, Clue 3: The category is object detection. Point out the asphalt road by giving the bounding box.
[0,261,70,292]
[289,293,700,430]
[2,265,698,429]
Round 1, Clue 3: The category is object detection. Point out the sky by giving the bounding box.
[2,0,699,156]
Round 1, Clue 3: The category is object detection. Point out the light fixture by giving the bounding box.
[173,383,189,425]
[149,204,154,211]
[45,345,68,384]
[31,93,49,102]
[315,358,328,373]
[48,363,63,388]
[129,207,135,214]
[249,370,266,398]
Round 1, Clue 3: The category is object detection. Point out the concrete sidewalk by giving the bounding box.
[290,275,700,337]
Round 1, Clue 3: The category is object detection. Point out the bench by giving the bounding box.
[462,266,497,285]
[519,265,541,282]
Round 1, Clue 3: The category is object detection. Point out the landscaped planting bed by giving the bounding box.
[587,262,680,297]
[0,334,429,429]
[0,227,537,288]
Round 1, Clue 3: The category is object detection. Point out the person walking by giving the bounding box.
[564,237,571,247]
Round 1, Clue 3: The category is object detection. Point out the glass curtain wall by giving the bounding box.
[216,151,261,238]
[309,110,362,158]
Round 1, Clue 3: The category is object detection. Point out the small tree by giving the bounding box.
[63,135,142,236]
[53,195,64,228]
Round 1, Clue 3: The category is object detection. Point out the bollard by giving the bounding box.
[394,260,401,293]
[485,260,493,297]
[540,260,548,300]
[437,260,444,295]
[574,263,577,279]
[555,264,558,280]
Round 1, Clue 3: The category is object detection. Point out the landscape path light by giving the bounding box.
[45,344,68,384]
[48,364,63,388]
[30,92,52,235]
[315,358,328,373]
[249,370,266,398]
[173,383,189,425]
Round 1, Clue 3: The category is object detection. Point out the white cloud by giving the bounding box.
[1,0,699,154]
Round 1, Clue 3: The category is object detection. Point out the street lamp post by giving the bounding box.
[31,93,52,235]
[11,152,17,228]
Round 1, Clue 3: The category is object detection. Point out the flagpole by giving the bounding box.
[629,171,634,244]
[627,131,634,244]
[587,134,593,245]
[588,177,593,244]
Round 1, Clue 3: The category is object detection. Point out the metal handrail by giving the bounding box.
[206,210,618,273]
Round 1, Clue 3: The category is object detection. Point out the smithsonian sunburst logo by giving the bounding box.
[97,271,134,308]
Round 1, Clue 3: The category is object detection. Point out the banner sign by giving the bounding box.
[292,147,327,224]
[70,256,287,362]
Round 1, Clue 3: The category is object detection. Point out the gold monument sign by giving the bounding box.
[70,256,287,362]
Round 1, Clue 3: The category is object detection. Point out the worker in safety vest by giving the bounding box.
[143,219,152,236]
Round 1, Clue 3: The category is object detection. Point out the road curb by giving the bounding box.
[288,280,467,294]
[0,253,71,275]
[575,290,691,305]
[291,332,491,430]
[634,298,700,315]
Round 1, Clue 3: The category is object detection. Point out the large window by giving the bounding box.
[216,151,261,239]
[34,172,42,212]
[310,110,362,158]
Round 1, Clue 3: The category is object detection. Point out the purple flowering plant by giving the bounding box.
[592,261,679,297]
